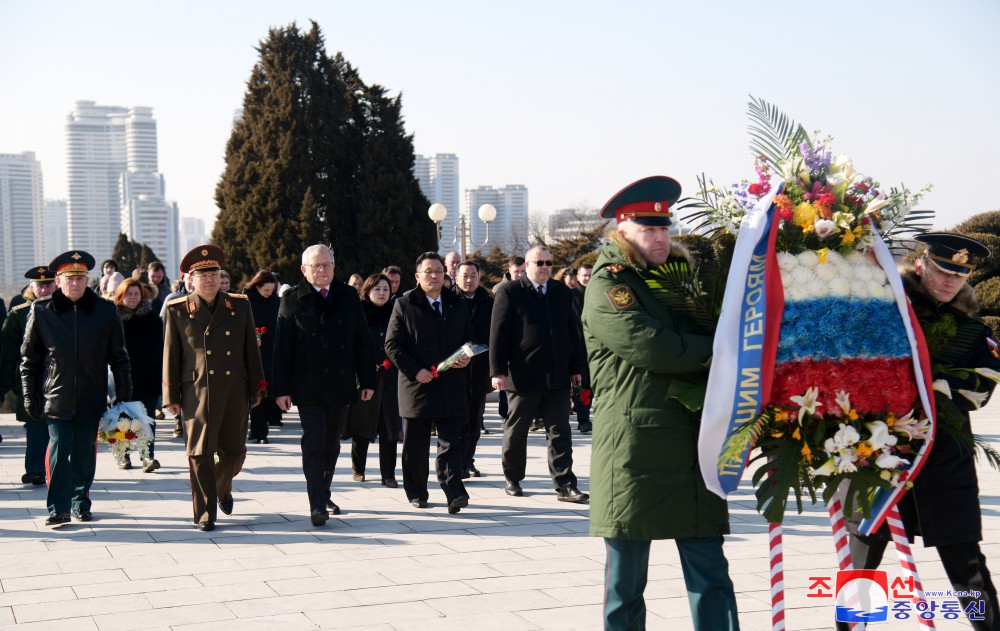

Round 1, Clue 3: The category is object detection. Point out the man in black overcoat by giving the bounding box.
[273,244,376,527]
[385,252,474,514]
[490,245,588,503]
[453,260,493,478]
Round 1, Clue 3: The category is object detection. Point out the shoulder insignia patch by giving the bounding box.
[605,264,624,274]
[607,284,637,311]
[167,296,188,306]
[987,336,999,360]
[11,302,31,313]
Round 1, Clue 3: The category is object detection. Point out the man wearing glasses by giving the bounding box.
[163,245,265,532]
[385,252,473,514]
[272,244,375,527]
[490,245,588,503]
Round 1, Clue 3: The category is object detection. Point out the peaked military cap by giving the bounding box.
[600,176,682,227]
[25,265,55,284]
[180,244,226,275]
[49,250,95,277]
[915,232,991,277]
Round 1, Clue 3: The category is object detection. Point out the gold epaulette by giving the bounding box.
[11,302,31,313]
[167,296,188,306]
[226,292,248,300]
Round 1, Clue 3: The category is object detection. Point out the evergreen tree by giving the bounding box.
[214,22,348,285]
[469,244,509,288]
[548,221,609,266]
[214,22,433,286]
[111,233,159,276]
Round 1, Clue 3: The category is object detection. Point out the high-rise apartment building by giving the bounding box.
[66,101,180,271]
[414,153,460,253]
[466,184,529,254]
[0,152,44,289]
[180,216,208,255]
[43,199,69,262]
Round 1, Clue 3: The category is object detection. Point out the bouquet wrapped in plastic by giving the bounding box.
[430,343,489,378]
[98,401,155,463]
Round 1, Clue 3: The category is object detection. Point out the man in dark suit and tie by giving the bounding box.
[272,244,376,527]
[490,245,588,503]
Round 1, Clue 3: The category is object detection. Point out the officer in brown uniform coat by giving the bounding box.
[163,245,265,531]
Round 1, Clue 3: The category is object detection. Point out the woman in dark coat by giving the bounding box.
[245,271,281,443]
[113,278,163,472]
[344,274,399,487]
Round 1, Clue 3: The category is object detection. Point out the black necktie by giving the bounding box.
[536,284,545,299]
[432,300,441,316]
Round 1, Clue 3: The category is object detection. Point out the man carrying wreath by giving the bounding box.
[163,245,265,531]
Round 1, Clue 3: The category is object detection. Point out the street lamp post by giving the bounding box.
[428,203,497,259]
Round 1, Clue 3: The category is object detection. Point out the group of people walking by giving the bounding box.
[1,172,998,630]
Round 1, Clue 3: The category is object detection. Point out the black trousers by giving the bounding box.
[502,388,577,489]
[350,412,398,482]
[401,416,467,504]
[462,388,487,472]
[298,404,347,512]
[836,535,1000,631]
[249,397,281,440]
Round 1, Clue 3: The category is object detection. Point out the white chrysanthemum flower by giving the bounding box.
[883,285,896,301]
[784,284,807,302]
[867,281,886,299]
[130,420,144,433]
[815,263,838,282]
[797,250,819,268]
[844,251,866,266]
[824,250,844,269]
[789,265,814,288]
[829,277,851,297]
[777,252,798,273]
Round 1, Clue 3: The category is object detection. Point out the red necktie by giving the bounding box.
[320,288,328,299]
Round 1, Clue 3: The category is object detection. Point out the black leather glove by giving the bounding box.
[24,398,40,421]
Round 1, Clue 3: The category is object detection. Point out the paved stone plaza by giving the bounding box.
[0,401,997,630]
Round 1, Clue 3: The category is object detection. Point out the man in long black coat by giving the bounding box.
[453,260,493,478]
[273,244,375,527]
[385,252,474,514]
[490,245,588,503]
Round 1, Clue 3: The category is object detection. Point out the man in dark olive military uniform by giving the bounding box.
[0,266,57,486]
[840,233,1000,631]
[163,245,265,531]
[583,177,739,631]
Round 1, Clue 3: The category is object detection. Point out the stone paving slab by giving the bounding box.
[1,402,998,630]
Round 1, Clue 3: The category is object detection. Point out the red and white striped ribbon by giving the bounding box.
[886,505,935,629]
[769,522,786,631]
[830,497,865,631]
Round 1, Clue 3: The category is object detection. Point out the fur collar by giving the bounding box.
[51,286,98,314]
[900,265,979,317]
[118,299,153,321]
[605,228,696,270]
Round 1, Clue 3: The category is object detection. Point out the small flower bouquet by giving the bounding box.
[430,343,489,378]
[697,97,938,528]
[98,401,154,463]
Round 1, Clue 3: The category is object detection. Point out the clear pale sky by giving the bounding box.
[2,1,998,231]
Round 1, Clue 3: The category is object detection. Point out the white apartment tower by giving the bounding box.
[414,153,460,253]
[43,199,69,262]
[466,184,529,254]
[65,101,128,261]
[0,152,44,289]
[66,101,180,272]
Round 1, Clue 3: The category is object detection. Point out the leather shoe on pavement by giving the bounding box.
[447,496,469,515]
[30,474,46,486]
[504,481,524,497]
[325,499,341,515]
[195,521,215,531]
[219,493,234,515]
[142,458,161,473]
[72,509,93,522]
[382,478,398,488]
[469,466,482,478]
[410,498,428,508]
[556,486,589,503]
[578,422,593,434]
[45,512,71,527]
[310,509,329,526]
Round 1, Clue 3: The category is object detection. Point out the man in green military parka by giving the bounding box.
[583,176,740,631]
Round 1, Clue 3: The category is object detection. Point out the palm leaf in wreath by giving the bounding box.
[747,95,809,170]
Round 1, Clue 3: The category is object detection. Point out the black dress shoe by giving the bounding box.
[255,438,269,444]
[382,478,398,489]
[556,486,589,503]
[410,498,428,508]
[195,521,215,531]
[578,422,593,434]
[31,474,46,486]
[447,496,469,515]
[21,473,33,484]
[219,493,234,516]
[461,470,471,480]
[469,466,482,478]
[45,512,71,527]
[504,481,524,497]
[529,420,543,432]
[72,509,93,522]
[325,499,341,515]
[310,509,329,526]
